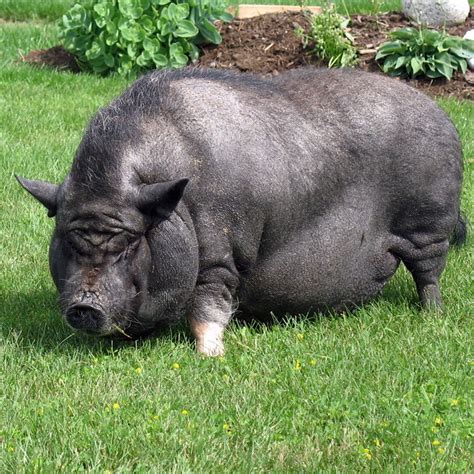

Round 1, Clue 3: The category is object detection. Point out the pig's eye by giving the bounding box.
[116,238,140,261]
[129,239,140,251]
[124,239,140,256]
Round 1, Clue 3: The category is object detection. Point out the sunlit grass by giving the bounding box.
[0,0,404,21]
[0,0,473,21]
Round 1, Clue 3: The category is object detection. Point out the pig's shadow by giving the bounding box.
[2,274,417,355]
[1,289,193,356]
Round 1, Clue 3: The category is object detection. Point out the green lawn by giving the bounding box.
[0,0,403,20]
[0,8,473,474]
[2,0,474,20]
[238,0,402,14]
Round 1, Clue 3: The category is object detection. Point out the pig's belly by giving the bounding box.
[237,217,400,318]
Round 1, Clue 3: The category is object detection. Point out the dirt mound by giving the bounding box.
[21,45,80,72]
[21,9,474,100]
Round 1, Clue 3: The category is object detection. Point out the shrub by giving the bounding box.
[296,5,358,68]
[376,28,474,80]
[59,0,232,76]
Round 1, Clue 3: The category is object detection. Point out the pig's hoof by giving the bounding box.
[189,319,226,356]
[419,284,444,311]
[196,338,225,357]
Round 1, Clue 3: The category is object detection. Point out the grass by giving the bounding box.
[0,0,403,20]
[237,0,474,13]
[1,0,474,20]
[0,11,473,474]
[0,0,72,21]
[237,0,402,15]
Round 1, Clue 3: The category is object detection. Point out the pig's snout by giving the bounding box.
[66,304,106,333]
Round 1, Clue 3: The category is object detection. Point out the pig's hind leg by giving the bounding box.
[391,235,450,309]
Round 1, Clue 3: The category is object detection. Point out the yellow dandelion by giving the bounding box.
[415,451,421,459]
[432,440,441,446]
[362,448,372,460]
[135,367,142,375]
[223,423,231,431]
[450,398,460,407]
[373,438,381,447]
[437,447,445,454]
[172,362,180,370]
[294,359,302,371]
[309,359,317,366]
[113,402,120,410]
[296,333,304,341]
[434,417,443,426]
[181,409,189,416]
[8,446,14,453]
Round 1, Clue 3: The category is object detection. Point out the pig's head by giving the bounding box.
[16,175,197,338]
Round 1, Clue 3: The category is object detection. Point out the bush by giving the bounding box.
[376,28,474,80]
[59,0,232,76]
[296,5,358,68]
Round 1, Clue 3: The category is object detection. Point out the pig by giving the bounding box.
[17,67,466,356]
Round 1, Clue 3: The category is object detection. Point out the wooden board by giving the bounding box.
[228,4,323,19]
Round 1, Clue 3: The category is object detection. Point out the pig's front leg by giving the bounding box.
[188,280,235,356]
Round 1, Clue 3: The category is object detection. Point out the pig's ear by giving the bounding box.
[16,175,59,218]
[137,178,189,218]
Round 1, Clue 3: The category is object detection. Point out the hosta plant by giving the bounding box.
[376,28,474,80]
[59,0,232,76]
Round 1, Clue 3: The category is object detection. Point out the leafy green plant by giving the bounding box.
[59,0,232,76]
[296,4,358,68]
[376,28,474,80]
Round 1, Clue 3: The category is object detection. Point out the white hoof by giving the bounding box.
[189,319,225,357]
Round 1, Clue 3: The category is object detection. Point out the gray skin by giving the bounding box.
[17,67,464,355]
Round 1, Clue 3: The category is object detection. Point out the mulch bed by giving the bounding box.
[21,45,81,73]
[21,8,474,100]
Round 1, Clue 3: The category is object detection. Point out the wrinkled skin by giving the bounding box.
[17,68,464,355]
[46,180,198,338]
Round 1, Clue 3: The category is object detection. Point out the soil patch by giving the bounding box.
[21,9,474,100]
[20,45,80,72]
